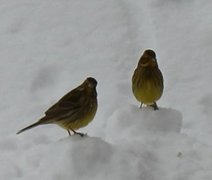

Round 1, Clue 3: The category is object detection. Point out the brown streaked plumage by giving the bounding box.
[132,49,163,110]
[17,77,98,136]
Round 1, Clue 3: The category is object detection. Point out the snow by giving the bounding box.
[1,0,212,179]
[106,106,182,139]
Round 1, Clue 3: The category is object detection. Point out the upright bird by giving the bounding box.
[132,49,163,110]
[17,77,98,136]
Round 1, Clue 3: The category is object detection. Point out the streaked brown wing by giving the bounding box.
[44,87,83,118]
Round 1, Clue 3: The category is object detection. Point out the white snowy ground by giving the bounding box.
[0,0,212,179]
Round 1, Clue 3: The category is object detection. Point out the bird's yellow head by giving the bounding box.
[138,49,158,68]
[84,77,97,88]
[82,77,98,97]
[143,49,156,58]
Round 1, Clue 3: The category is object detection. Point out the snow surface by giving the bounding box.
[1,0,212,179]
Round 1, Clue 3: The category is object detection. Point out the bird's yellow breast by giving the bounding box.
[133,80,162,104]
[56,103,97,130]
[132,67,163,105]
[69,106,97,130]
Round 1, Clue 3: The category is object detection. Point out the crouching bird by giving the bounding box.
[132,49,163,110]
[17,77,98,137]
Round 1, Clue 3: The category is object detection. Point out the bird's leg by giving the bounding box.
[67,130,71,136]
[150,102,159,110]
[140,102,143,109]
[70,128,85,137]
[75,132,85,137]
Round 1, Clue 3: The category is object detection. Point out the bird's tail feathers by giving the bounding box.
[16,121,41,134]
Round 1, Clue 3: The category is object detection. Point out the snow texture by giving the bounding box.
[1,0,212,179]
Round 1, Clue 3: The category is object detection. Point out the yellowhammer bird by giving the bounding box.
[132,49,163,110]
[17,77,98,136]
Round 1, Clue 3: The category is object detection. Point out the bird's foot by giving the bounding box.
[74,132,86,137]
[67,130,86,137]
[69,129,87,137]
[150,102,159,110]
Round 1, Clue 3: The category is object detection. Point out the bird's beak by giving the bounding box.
[87,82,95,88]
[148,58,157,67]
[140,58,157,67]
